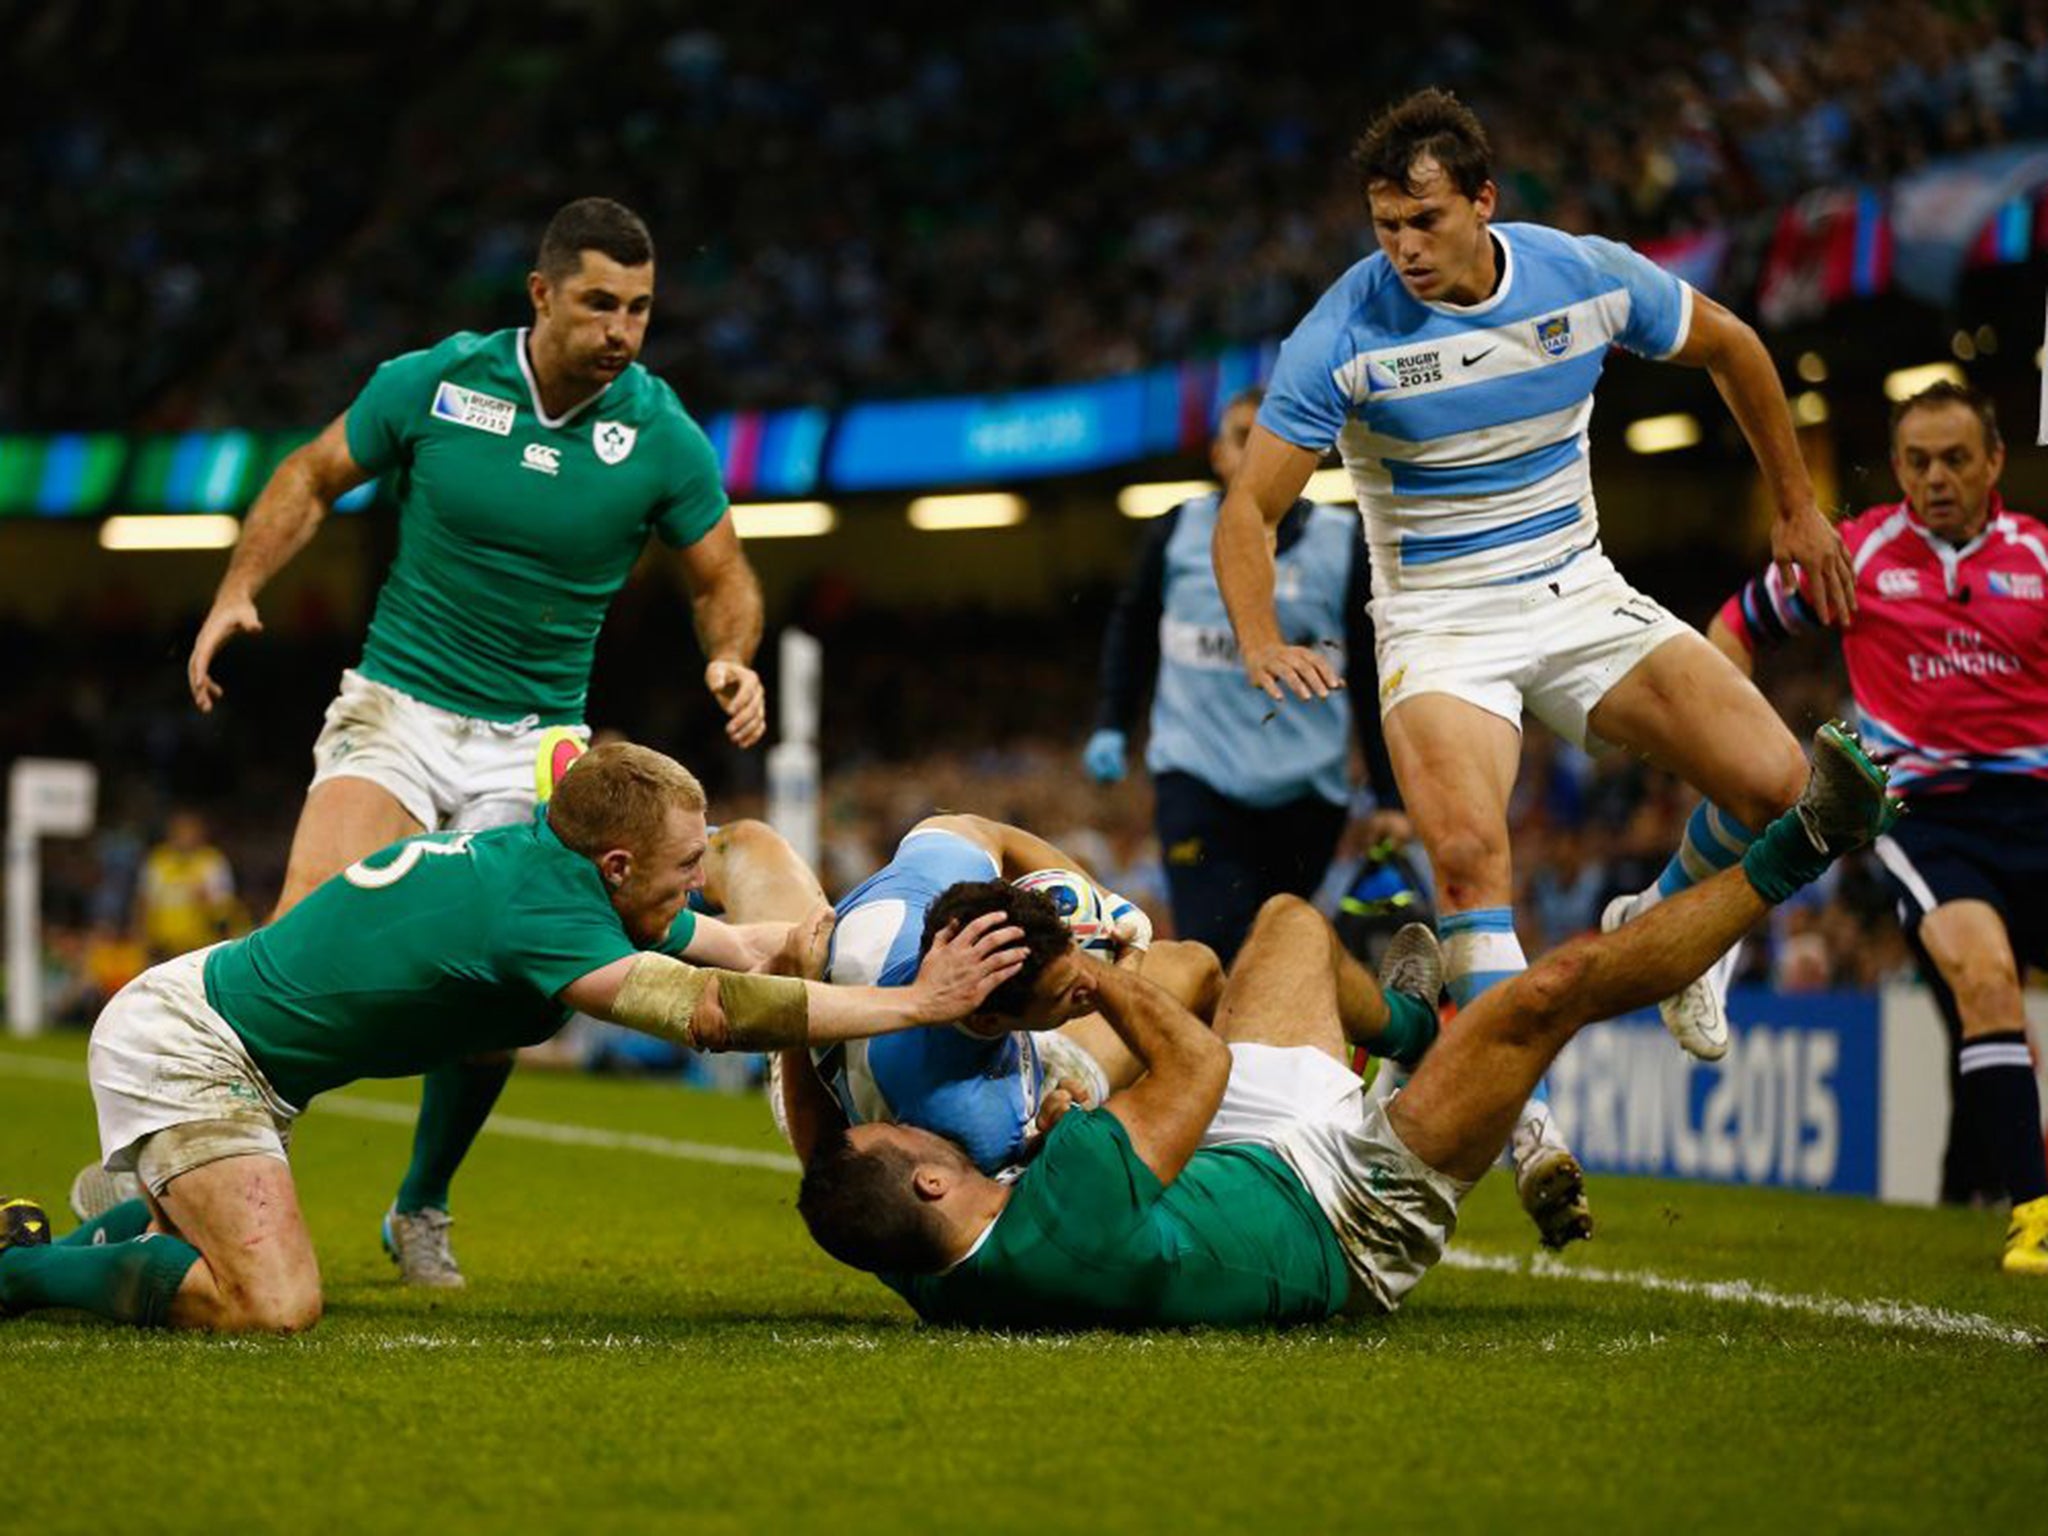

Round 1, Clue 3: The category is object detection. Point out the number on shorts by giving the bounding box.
[1612,599,1660,628]
[343,834,477,890]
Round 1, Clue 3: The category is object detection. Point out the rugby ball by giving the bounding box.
[1012,867,1118,956]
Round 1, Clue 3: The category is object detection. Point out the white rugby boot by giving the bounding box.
[68,1162,145,1222]
[382,1207,467,1289]
[1511,1100,1593,1250]
[1601,894,1733,1062]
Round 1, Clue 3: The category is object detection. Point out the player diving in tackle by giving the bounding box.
[789,725,1899,1328]
[0,745,1027,1333]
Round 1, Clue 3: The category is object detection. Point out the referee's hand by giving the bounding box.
[1243,640,1343,703]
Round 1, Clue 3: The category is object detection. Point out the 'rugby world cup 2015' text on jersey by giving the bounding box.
[1259,224,1691,597]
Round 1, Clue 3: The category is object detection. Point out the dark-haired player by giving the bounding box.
[182,198,766,1285]
[802,816,1224,1175]
[1214,88,1855,1242]
[1710,381,2048,1275]
[790,727,1898,1329]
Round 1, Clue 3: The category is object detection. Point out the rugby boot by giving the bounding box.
[2001,1195,2048,1276]
[68,1161,145,1223]
[382,1206,467,1289]
[1602,895,1731,1063]
[1379,922,1444,1011]
[1512,1109,1594,1250]
[1791,721,1904,855]
[0,1197,52,1315]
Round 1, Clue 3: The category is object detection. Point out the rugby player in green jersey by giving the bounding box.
[180,199,769,1284]
[0,745,1026,1333]
[791,725,1899,1329]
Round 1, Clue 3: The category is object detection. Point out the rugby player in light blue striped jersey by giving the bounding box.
[1214,89,1856,1248]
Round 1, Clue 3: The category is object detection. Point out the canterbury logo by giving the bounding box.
[522,443,561,476]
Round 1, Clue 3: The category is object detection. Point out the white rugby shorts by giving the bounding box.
[1202,1042,1472,1314]
[309,668,587,832]
[1371,551,1690,749]
[89,946,300,1193]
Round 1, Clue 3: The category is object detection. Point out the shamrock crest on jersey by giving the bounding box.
[594,420,637,465]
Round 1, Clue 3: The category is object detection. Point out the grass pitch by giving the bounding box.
[4,1032,2045,1536]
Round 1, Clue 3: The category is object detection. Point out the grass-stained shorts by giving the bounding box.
[1202,1042,1473,1314]
[89,946,299,1194]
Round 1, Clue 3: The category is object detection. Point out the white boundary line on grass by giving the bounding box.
[3,1048,2039,1347]
[0,1049,799,1174]
[1438,1248,2043,1348]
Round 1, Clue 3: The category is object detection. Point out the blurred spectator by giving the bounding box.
[136,810,244,961]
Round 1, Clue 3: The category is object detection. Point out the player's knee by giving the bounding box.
[1168,940,1225,1021]
[1727,737,1807,827]
[1429,827,1508,909]
[1509,943,1594,1040]
[1248,894,1321,948]
[225,1286,322,1336]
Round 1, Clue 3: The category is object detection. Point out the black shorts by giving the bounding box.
[1873,775,2048,966]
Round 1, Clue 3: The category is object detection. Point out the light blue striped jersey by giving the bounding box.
[1147,493,1359,807]
[813,829,1043,1174]
[1259,223,1693,595]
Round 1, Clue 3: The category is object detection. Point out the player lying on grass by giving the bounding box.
[797,814,1224,1174]
[0,743,1025,1333]
[790,724,1899,1328]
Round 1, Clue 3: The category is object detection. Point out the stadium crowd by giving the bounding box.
[7,0,2048,431]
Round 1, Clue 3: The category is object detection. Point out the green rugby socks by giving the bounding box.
[1375,991,1440,1069]
[396,1056,516,1214]
[57,1198,152,1248]
[0,1234,201,1327]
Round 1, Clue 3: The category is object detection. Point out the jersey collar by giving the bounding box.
[1903,493,2006,596]
[1418,227,1515,319]
[516,327,615,429]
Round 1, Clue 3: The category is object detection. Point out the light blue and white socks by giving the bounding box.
[1440,907,1561,1161]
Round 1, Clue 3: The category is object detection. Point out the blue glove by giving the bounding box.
[1083,729,1128,784]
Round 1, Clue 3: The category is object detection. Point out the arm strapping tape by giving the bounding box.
[610,954,811,1052]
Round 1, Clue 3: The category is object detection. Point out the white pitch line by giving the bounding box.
[5,1048,2040,1347]
[1439,1247,2044,1348]
[0,1049,798,1174]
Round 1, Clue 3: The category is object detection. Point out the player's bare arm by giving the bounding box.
[675,513,768,748]
[1212,426,1337,702]
[1671,294,1855,626]
[558,910,1027,1049]
[1087,959,1231,1182]
[916,815,1156,957]
[682,908,835,978]
[188,414,370,713]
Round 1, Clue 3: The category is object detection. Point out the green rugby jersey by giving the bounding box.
[202,811,698,1109]
[343,328,730,724]
[885,1109,1349,1329]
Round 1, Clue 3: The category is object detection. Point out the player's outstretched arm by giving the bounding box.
[675,514,768,748]
[914,815,1155,955]
[681,907,835,979]
[189,413,369,713]
[1088,959,1230,1184]
[1213,427,1337,701]
[560,911,1027,1051]
[1671,295,1855,625]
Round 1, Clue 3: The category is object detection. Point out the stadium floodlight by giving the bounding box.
[1302,467,1357,504]
[906,493,1026,531]
[1623,413,1701,454]
[97,514,240,551]
[1117,480,1216,519]
[1792,391,1830,427]
[1883,361,1964,401]
[730,501,837,539]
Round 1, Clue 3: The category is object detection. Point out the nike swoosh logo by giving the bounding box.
[1461,346,1497,367]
